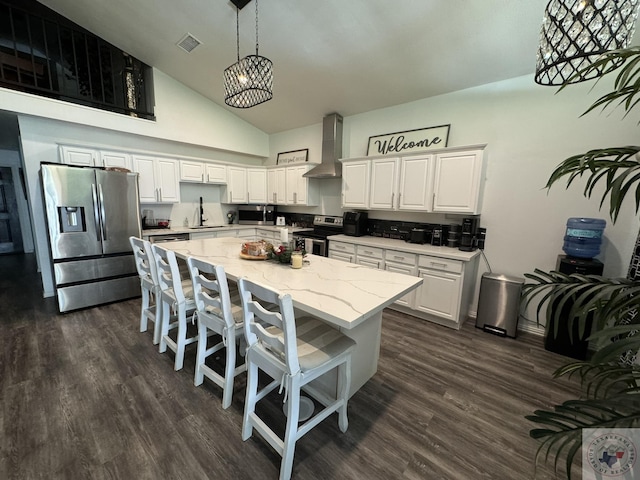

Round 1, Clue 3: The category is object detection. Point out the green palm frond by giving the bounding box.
[521,269,640,335]
[560,47,640,119]
[554,361,640,398]
[527,398,640,480]
[545,147,640,223]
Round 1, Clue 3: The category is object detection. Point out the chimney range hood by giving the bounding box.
[303,113,343,179]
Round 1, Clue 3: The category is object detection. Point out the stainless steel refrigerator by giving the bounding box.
[41,163,141,312]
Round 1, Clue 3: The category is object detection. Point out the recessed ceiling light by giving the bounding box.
[176,33,202,54]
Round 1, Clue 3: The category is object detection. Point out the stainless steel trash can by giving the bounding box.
[475,273,524,338]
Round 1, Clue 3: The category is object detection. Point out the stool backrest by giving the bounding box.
[187,256,235,330]
[238,277,300,374]
[151,244,184,306]
[130,236,159,291]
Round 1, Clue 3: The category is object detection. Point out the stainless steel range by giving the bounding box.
[293,215,343,257]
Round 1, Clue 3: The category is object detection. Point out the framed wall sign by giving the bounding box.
[366,124,450,156]
[276,148,309,165]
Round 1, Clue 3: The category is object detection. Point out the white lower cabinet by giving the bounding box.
[384,250,417,308]
[328,241,355,263]
[331,237,479,329]
[414,268,461,323]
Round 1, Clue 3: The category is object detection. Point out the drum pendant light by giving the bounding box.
[224,0,273,108]
[535,0,640,85]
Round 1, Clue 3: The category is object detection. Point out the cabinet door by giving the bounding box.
[132,156,158,203]
[267,168,286,204]
[342,161,370,209]
[180,160,204,183]
[155,158,180,203]
[100,151,131,170]
[414,268,462,322]
[384,262,416,307]
[369,158,399,210]
[432,150,483,214]
[247,168,267,204]
[205,164,227,184]
[398,155,433,211]
[60,146,97,166]
[227,167,248,203]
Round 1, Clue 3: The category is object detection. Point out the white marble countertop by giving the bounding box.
[328,234,481,262]
[164,237,423,330]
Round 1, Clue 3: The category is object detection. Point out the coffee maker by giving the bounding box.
[459,216,480,251]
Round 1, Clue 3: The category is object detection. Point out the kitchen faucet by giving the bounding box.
[199,197,207,226]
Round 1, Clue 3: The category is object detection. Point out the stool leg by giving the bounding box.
[221,334,236,409]
[242,360,259,441]
[140,287,150,332]
[159,300,170,353]
[152,294,162,345]
[280,376,300,480]
[337,357,351,433]
[174,304,186,371]
[194,320,207,386]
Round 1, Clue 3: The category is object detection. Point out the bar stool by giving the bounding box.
[187,256,246,409]
[151,244,197,371]
[129,236,162,344]
[237,277,356,480]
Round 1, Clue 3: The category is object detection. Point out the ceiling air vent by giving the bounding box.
[177,33,202,53]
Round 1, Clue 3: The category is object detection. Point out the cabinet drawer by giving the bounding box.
[357,245,384,259]
[329,241,355,254]
[385,250,417,266]
[418,255,463,273]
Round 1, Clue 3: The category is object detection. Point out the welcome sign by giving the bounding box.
[366,124,450,156]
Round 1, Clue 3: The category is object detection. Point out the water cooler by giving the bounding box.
[545,218,606,359]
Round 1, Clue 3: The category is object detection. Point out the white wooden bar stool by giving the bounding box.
[187,256,246,409]
[151,244,197,371]
[237,277,356,480]
[129,236,162,344]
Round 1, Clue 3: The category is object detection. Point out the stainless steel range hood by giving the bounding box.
[303,113,343,179]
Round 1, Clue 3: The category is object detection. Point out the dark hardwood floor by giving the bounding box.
[0,253,582,479]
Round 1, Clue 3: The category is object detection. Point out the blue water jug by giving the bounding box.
[562,217,606,259]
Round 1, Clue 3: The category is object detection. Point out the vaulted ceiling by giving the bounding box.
[32,1,640,134]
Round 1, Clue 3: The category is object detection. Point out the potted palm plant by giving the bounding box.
[523,47,640,479]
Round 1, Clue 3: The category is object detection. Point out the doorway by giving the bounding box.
[0,166,23,254]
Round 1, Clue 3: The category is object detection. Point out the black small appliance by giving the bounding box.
[343,211,368,237]
[459,216,480,251]
[409,228,426,244]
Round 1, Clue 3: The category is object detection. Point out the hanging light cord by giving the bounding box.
[235,6,240,63]
[255,0,260,56]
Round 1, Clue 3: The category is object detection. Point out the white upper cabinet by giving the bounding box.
[267,167,287,205]
[100,151,132,170]
[247,168,268,204]
[226,166,248,203]
[60,146,97,166]
[133,155,180,203]
[341,160,370,209]
[432,149,484,214]
[398,154,433,211]
[205,163,227,184]
[369,157,399,210]
[180,160,227,184]
[285,165,319,206]
[341,145,485,214]
[226,167,267,204]
[180,160,204,183]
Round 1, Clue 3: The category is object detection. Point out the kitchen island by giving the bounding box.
[164,236,423,397]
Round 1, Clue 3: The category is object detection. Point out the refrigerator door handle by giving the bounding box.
[98,184,107,240]
[91,183,102,242]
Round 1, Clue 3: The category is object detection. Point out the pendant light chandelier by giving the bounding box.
[535,0,640,85]
[224,0,273,108]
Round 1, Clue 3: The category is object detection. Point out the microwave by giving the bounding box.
[238,205,277,225]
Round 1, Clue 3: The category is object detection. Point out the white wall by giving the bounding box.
[269,74,640,331]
